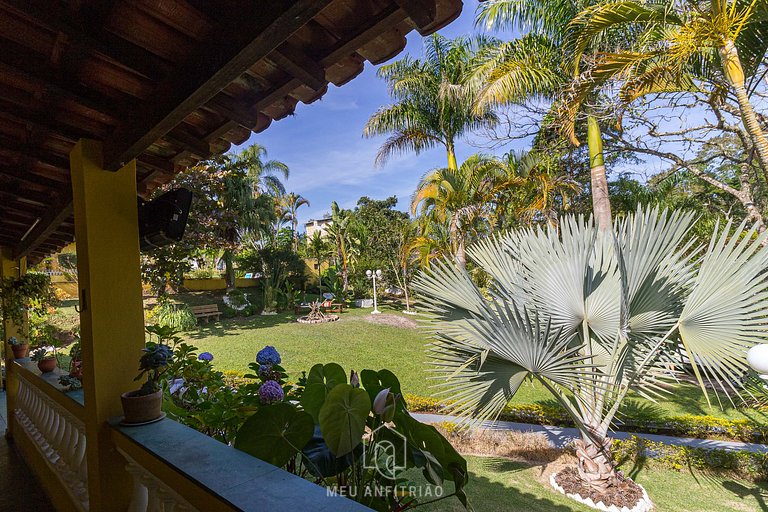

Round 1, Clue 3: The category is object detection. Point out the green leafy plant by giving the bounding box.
[146,297,197,331]
[7,336,25,346]
[134,325,177,395]
[0,272,58,326]
[415,206,768,494]
[58,375,82,392]
[235,358,471,511]
[30,347,55,362]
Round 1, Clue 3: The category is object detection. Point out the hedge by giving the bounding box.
[612,436,768,480]
[404,394,768,444]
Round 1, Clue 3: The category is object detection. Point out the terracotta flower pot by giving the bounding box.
[120,390,163,424]
[37,357,57,373]
[11,344,29,359]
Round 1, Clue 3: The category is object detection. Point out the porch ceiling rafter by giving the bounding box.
[0,0,463,263]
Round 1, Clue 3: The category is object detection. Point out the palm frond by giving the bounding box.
[678,220,768,405]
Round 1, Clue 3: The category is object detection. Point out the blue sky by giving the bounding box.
[236,1,511,229]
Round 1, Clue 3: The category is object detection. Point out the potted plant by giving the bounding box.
[68,340,83,381]
[31,347,57,373]
[7,336,29,359]
[121,326,175,424]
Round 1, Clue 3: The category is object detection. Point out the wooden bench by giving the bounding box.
[191,304,222,323]
[322,302,343,314]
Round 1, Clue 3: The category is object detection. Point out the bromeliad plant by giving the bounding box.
[414,206,768,495]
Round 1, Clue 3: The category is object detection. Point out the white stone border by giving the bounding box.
[549,472,652,512]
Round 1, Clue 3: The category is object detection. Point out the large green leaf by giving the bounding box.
[234,403,314,468]
[318,384,371,457]
[392,410,468,487]
[301,363,347,422]
[360,369,407,410]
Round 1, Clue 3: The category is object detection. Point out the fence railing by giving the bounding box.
[13,363,88,511]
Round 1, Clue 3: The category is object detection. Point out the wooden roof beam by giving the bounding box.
[2,0,168,81]
[102,0,335,171]
[393,0,437,32]
[14,199,73,260]
[269,45,326,91]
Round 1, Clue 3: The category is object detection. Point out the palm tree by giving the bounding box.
[492,150,580,229]
[473,1,612,230]
[415,206,768,499]
[326,202,359,292]
[364,34,498,171]
[307,231,330,292]
[560,0,768,180]
[281,192,311,251]
[412,154,505,268]
[217,144,289,290]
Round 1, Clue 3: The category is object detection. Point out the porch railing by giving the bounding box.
[9,360,368,512]
[12,362,89,511]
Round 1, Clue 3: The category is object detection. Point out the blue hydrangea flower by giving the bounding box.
[259,380,284,404]
[258,364,272,379]
[256,346,281,366]
[198,352,214,362]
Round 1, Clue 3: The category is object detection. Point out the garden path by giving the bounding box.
[411,412,768,454]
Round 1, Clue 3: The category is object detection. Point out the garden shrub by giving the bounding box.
[146,297,197,331]
[185,268,220,279]
[404,394,768,443]
[612,436,768,480]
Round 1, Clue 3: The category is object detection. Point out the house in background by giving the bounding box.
[304,217,333,239]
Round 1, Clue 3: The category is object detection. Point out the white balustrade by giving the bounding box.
[14,369,89,511]
[118,449,199,512]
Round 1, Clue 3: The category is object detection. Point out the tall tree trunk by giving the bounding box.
[719,40,768,183]
[317,257,323,292]
[402,267,411,313]
[588,116,612,231]
[574,435,618,492]
[223,251,235,291]
[447,142,458,171]
[292,216,298,252]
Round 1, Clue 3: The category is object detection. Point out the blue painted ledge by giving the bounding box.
[113,418,370,511]
[15,358,84,405]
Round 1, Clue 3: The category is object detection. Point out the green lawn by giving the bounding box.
[182,302,766,423]
[417,456,768,512]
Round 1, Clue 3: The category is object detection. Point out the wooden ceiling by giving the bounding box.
[0,0,462,263]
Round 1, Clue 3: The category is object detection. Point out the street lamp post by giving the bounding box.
[366,269,382,315]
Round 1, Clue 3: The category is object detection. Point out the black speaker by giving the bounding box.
[138,188,193,251]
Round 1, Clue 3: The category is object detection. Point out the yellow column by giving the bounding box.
[1,248,26,438]
[70,139,145,510]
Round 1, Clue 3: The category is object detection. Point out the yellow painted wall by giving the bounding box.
[183,278,260,290]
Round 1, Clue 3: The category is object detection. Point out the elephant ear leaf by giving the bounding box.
[392,410,468,486]
[319,384,371,457]
[301,363,348,422]
[234,403,314,468]
[361,369,407,410]
[678,220,768,405]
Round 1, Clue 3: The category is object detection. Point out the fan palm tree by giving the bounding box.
[411,154,506,268]
[415,206,768,498]
[560,0,768,180]
[281,192,310,251]
[364,34,498,171]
